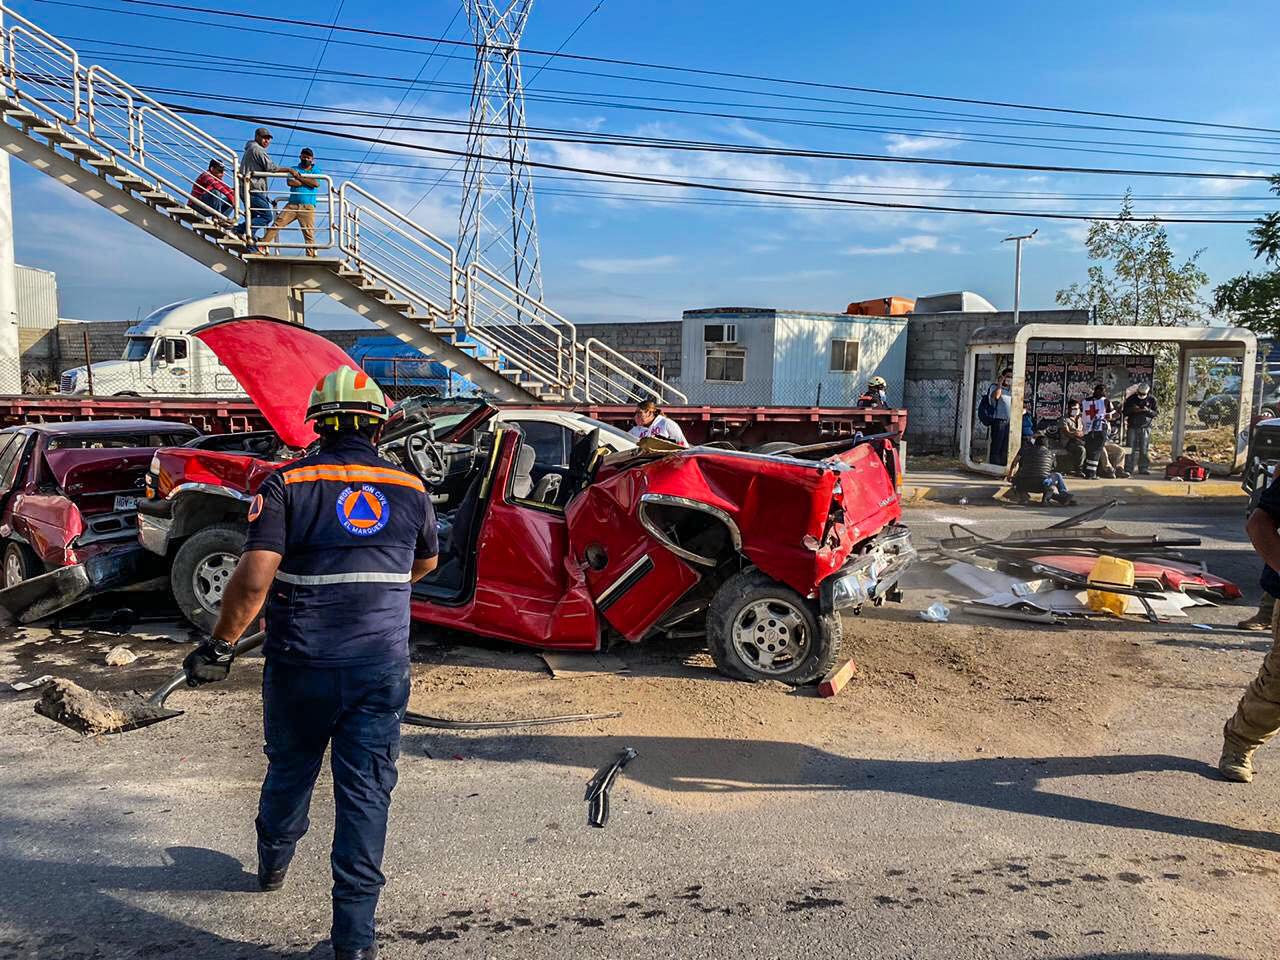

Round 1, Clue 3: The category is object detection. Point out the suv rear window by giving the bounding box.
[46,432,195,450]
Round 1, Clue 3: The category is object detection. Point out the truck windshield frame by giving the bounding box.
[123,337,153,362]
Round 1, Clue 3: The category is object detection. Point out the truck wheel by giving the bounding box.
[2,541,41,589]
[706,568,841,685]
[172,524,245,633]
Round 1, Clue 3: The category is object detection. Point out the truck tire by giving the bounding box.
[706,568,841,685]
[171,524,246,634]
[2,541,42,589]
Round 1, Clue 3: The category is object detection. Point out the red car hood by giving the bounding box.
[192,316,364,449]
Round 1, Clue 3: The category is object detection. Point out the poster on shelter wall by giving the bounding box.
[1027,353,1156,426]
[1032,356,1065,422]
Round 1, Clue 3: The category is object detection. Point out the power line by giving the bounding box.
[31,0,1280,137]
[165,106,1261,222]
[156,93,1276,183]
[348,6,462,180]
[276,0,347,160]
[69,46,1280,165]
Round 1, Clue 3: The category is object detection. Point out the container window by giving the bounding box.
[705,346,745,382]
[830,339,860,372]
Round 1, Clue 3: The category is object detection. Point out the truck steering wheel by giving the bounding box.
[404,433,447,487]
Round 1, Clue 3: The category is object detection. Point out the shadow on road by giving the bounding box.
[0,844,321,959]
[412,733,1280,854]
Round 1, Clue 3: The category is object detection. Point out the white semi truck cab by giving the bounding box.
[60,293,249,396]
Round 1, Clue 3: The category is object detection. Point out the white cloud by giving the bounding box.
[883,134,960,156]
[577,254,679,274]
[845,234,943,256]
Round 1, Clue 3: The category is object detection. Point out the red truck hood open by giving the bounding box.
[192,316,364,448]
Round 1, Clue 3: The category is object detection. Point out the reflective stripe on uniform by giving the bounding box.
[275,570,413,586]
[281,464,424,491]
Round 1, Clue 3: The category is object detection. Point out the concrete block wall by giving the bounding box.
[575,321,682,380]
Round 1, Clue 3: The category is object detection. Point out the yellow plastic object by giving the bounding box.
[1086,555,1135,616]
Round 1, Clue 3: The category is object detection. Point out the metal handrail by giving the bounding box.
[582,337,687,404]
[2,8,80,122]
[243,170,337,254]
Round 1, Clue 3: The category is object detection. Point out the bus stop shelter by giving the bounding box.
[960,323,1258,477]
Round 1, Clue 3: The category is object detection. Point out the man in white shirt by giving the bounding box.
[629,400,688,446]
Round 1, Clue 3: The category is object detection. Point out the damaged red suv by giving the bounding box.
[139,317,913,684]
[0,419,199,593]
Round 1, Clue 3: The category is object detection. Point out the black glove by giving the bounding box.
[183,638,236,687]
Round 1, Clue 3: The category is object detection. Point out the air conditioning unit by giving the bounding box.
[703,323,738,344]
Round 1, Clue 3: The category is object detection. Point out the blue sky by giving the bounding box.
[8,0,1280,327]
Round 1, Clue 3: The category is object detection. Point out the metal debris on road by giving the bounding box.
[403,710,622,730]
[7,675,53,692]
[585,747,638,828]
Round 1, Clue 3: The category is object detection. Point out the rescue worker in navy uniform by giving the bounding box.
[183,366,438,960]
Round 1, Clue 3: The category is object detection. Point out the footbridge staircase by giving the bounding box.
[0,5,683,404]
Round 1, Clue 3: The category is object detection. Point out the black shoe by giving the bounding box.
[257,863,288,892]
[335,945,378,960]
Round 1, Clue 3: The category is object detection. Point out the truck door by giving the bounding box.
[151,336,191,394]
[189,337,240,396]
[566,467,699,642]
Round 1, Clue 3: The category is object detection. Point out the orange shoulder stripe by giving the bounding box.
[282,464,424,492]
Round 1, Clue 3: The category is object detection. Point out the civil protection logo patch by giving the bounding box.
[247,493,264,522]
[336,484,389,536]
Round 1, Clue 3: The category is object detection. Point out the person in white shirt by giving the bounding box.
[629,400,688,446]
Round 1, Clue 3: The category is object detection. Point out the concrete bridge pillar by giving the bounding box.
[246,260,305,326]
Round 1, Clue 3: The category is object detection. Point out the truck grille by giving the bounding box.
[59,372,75,393]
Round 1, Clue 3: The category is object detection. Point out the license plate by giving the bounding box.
[114,495,138,512]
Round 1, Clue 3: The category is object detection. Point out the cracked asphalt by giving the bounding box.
[1,499,1277,960]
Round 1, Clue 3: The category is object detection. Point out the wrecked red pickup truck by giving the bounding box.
[0,420,200,619]
[139,317,913,683]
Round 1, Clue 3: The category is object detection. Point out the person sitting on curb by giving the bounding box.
[1005,431,1077,506]
[1057,400,1087,475]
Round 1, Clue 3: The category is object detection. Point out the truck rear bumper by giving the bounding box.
[820,524,914,614]
[136,497,173,556]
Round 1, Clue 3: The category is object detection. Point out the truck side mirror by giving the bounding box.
[164,340,177,364]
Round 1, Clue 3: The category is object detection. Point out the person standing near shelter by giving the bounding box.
[1218,471,1280,783]
[262,148,322,256]
[191,158,234,219]
[241,127,304,252]
[985,367,1013,465]
[182,367,438,959]
[1122,383,1157,475]
[1081,383,1127,479]
[630,400,687,446]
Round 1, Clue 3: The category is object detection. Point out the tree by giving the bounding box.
[1056,190,1209,325]
[1212,174,1280,336]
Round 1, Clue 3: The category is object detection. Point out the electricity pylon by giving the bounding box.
[458,0,544,305]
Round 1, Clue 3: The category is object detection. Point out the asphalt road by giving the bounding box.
[1,499,1276,960]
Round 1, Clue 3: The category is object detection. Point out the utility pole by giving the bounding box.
[1002,228,1037,326]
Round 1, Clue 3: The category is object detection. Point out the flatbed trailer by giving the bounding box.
[0,396,907,449]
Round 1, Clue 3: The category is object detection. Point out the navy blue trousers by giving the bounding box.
[256,659,411,952]
[988,418,1010,465]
